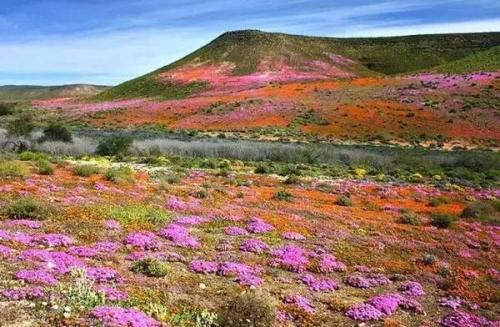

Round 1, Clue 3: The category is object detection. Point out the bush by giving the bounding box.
[96,135,133,156]
[429,196,450,207]
[400,211,421,225]
[0,160,29,177]
[105,166,135,184]
[284,175,300,185]
[461,200,500,224]
[336,195,353,207]
[73,164,99,177]
[3,197,49,220]
[254,164,269,174]
[431,213,455,228]
[131,258,169,277]
[35,159,54,175]
[218,291,276,327]
[0,102,15,116]
[106,204,170,225]
[40,122,72,143]
[273,190,293,201]
[421,253,437,265]
[7,112,35,137]
[19,151,49,161]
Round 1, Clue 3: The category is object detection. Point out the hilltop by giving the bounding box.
[96,30,500,100]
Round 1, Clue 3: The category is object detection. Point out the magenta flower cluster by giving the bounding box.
[439,311,493,327]
[224,226,248,236]
[123,232,162,251]
[246,217,274,234]
[158,224,200,249]
[344,273,391,288]
[282,231,306,240]
[300,274,339,292]
[239,239,269,253]
[15,269,58,286]
[284,295,316,314]
[270,245,309,272]
[90,306,160,327]
[1,286,46,301]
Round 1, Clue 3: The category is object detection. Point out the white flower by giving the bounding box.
[63,312,71,319]
[64,306,72,312]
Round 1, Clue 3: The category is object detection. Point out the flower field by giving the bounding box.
[0,154,498,326]
[32,70,500,148]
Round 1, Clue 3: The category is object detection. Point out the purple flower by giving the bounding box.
[19,249,84,274]
[400,281,425,297]
[1,286,46,301]
[68,246,99,258]
[15,269,58,286]
[368,294,402,316]
[95,285,128,301]
[157,224,200,249]
[240,239,270,253]
[189,260,218,274]
[270,245,309,273]
[174,215,210,225]
[284,295,316,314]
[218,262,260,277]
[103,219,121,231]
[123,232,162,251]
[314,254,346,273]
[246,217,274,234]
[93,241,121,253]
[91,306,160,327]
[345,303,384,321]
[236,273,263,287]
[344,273,390,289]
[0,245,13,258]
[36,233,74,247]
[300,274,339,292]
[85,267,121,283]
[439,311,492,327]
[224,226,248,236]
[282,231,306,240]
[4,219,42,229]
[439,297,462,310]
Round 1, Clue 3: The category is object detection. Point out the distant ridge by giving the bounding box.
[0,84,110,101]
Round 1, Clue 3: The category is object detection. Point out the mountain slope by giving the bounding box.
[434,45,500,73]
[96,30,500,100]
[0,84,109,101]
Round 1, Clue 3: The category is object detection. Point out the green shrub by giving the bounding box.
[0,160,29,177]
[254,164,269,174]
[40,122,72,143]
[273,190,293,201]
[7,113,35,137]
[431,213,455,228]
[3,197,49,220]
[96,135,133,156]
[35,159,54,175]
[192,188,208,199]
[73,164,99,177]
[131,258,169,277]
[19,151,49,161]
[461,200,500,224]
[400,211,421,225]
[105,166,135,184]
[429,196,450,207]
[0,102,15,116]
[218,291,276,327]
[106,204,170,225]
[336,195,353,207]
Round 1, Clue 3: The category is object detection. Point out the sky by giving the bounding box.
[0,0,499,86]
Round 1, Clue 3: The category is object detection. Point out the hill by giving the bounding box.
[96,30,500,100]
[434,45,500,73]
[0,84,109,102]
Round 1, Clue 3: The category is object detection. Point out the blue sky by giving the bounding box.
[1,0,499,86]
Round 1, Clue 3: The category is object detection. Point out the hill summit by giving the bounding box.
[96,30,500,100]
